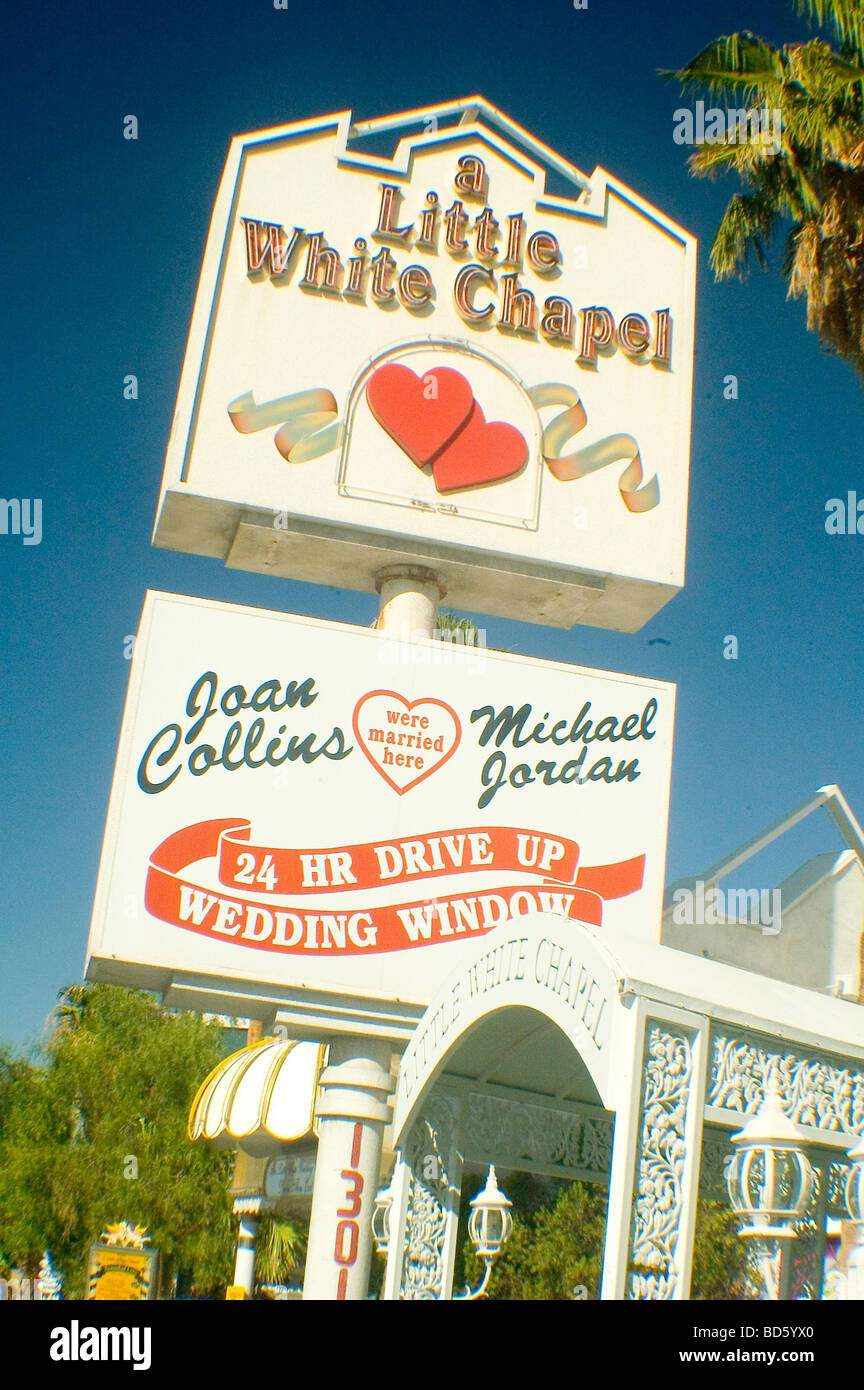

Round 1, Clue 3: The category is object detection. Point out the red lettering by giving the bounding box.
[334,1219,359,1266]
[337,1169,364,1217]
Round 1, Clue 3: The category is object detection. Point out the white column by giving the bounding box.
[302,1038,394,1300]
[381,1152,412,1300]
[380,1093,463,1301]
[600,997,643,1300]
[232,1196,271,1296]
[375,565,443,641]
[601,999,708,1300]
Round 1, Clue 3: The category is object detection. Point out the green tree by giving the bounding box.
[0,984,236,1298]
[665,0,864,383]
[691,1199,750,1300]
[460,1178,607,1301]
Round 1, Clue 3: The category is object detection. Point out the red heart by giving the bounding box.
[352,690,461,795]
[431,401,528,492]
[366,364,474,468]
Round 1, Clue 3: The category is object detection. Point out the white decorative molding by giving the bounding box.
[697,1128,732,1201]
[231,1194,274,1217]
[462,1091,613,1181]
[398,1094,461,1301]
[708,1032,864,1133]
[626,1023,694,1300]
[825,1159,852,1214]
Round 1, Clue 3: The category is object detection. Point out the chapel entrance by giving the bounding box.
[379,913,714,1300]
[439,1003,614,1300]
[381,997,620,1300]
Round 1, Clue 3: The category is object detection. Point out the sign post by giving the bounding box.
[304,569,436,1300]
[87,98,694,1299]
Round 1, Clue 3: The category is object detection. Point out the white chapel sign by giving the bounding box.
[154,99,696,631]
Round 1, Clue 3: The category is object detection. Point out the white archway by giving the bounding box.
[383,912,710,1300]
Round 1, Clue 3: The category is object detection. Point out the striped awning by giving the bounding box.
[188,1038,325,1156]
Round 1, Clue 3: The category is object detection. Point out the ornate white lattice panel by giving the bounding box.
[398,1094,461,1301]
[708,1032,864,1133]
[626,1022,696,1300]
[462,1091,613,1182]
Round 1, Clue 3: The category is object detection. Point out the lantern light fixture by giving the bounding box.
[454,1166,513,1300]
[725,1068,814,1300]
[726,1069,814,1240]
[372,1179,394,1257]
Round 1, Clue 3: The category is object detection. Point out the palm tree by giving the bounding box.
[255,1214,306,1292]
[436,610,481,642]
[665,0,864,383]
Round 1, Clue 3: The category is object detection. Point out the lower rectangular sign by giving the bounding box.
[86,1245,158,1301]
[86,592,675,1034]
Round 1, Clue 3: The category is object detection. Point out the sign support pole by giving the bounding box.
[302,565,441,1301]
[375,565,445,640]
[302,1038,395,1299]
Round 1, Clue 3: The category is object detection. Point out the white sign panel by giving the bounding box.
[87,592,675,1035]
[154,99,696,631]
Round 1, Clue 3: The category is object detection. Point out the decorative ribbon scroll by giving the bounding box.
[226,373,658,513]
[528,383,660,512]
[228,387,343,463]
[214,820,644,897]
[144,818,646,957]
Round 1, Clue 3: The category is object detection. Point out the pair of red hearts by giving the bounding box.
[365,363,527,492]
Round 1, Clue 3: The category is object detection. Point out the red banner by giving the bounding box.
[213,819,643,897]
[144,818,645,957]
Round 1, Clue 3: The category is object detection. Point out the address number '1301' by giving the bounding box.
[335,1122,364,1300]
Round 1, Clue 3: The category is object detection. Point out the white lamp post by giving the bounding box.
[454,1166,513,1301]
[726,1069,814,1300]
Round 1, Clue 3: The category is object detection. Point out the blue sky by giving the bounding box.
[3,0,862,1049]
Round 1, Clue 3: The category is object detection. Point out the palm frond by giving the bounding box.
[255,1215,306,1287]
[662,32,785,98]
[709,193,780,278]
[687,140,772,179]
[793,0,864,58]
[780,93,861,164]
[787,35,864,82]
[667,7,864,385]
